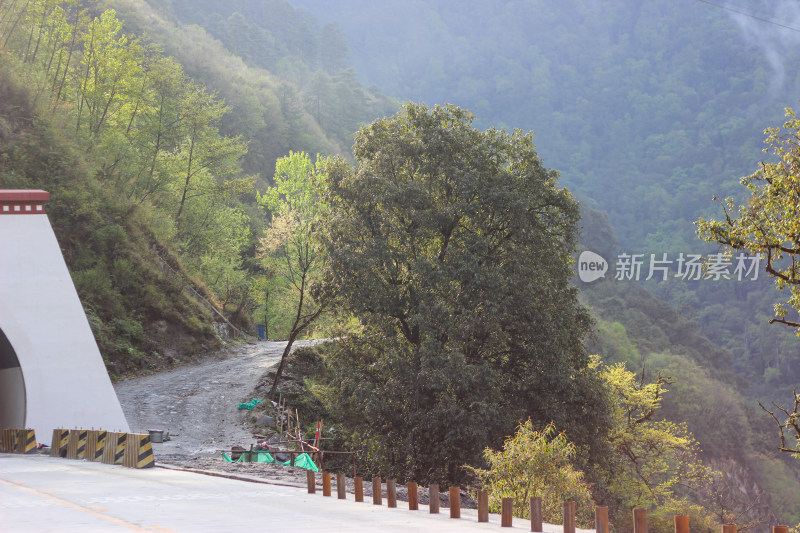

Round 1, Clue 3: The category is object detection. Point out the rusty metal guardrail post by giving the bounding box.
[337,473,346,499]
[354,476,364,502]
[477,490,489,523]
[501,497,514,527]
[634,508,648,533]
[387,479,397,508]
[429,484,439,514]
[531,497,543,532]
[596,506,610,533]
[408,482,418,510]
[449,486,460,518]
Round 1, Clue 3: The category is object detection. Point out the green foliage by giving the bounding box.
[593,320,643,369]
[597,358,720,532]
[697,108,800,330]
[469,421,594,526]
[106,0,397,182]
[586,277,800,526]
[258,151,328,397]
[0,1,255,372]
[314,103,610,483]
[155,0,392,152]
[295,0,800,452]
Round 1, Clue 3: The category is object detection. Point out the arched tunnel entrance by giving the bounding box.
[0,327,26,429]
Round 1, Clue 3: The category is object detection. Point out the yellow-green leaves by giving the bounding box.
[598,358,719,529]
[469,420,594,526]
[697,107,800,330]
[257,151,327,394]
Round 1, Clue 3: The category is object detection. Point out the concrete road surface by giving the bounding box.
[0,454,588,532]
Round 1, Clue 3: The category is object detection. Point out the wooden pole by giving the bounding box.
[449,487,460,519]
[478,490,489,523]
[306,470,315,494]
[387,479,397,508]
[372,477,382,505]
[501,497,514,527]
[336,473,346,499]
[634,508,648,533]
[408,482,419,510]
[322,472,331,497]
[596,506,610,533]
[354,476,364,502]
[564,501,576,533]
[531,497,543,532]
[674,516,689,533]
[722,525,737,533]
[774,527,790,533]
[429,484,440,514]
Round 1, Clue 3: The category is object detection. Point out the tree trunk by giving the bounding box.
[269,331,298,400]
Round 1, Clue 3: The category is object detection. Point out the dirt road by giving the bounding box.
[113,338,468,502]
[114,340,311,464]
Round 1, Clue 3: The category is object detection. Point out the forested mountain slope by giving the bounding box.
[0,0,394,373]
[289,0,800,400]
[283,0,800,522]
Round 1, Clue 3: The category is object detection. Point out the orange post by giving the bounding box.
[408,482,419,510]
[596,506,610,533]
[478,490,489,523]
[634,508,648,533]
[354,476,364,502]
[674,516,689,533]
[429,484,440,514]
[564,501,576,533]
[501,497,514,527]
[322,472,331,496]
[449,487,460,519]
[336,473,346,499]
[387,479,397,508]
[373,477,382,505]
[773,527,789,533]
[722,525,737,533]
[531,497,543,532]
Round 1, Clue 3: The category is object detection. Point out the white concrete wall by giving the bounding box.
[0,214,129,443]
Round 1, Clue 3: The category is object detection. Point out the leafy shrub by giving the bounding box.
[468,420,594,527]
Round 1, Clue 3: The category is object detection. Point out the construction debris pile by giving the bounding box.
[229,394,333,474]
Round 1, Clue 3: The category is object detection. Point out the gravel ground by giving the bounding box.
[114,340,318,485]
[113,338,473,506]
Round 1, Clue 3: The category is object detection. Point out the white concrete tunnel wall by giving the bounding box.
[0,193,129,444]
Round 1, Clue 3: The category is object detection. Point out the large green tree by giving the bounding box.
[316,103,609,483]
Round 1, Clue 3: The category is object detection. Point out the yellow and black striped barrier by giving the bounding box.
[51,429,69,458]
[102,432,126,465]
[17,429,36,454]
[1,429,36,454]
[123,433,155,469]
[0,428,15,453]
[86,430,107,462]
[66,429,87,460]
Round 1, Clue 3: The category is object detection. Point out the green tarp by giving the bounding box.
[222,451,274,463]
[282,453,319,472]
[220,450,318,471]
[237,398,263,410]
